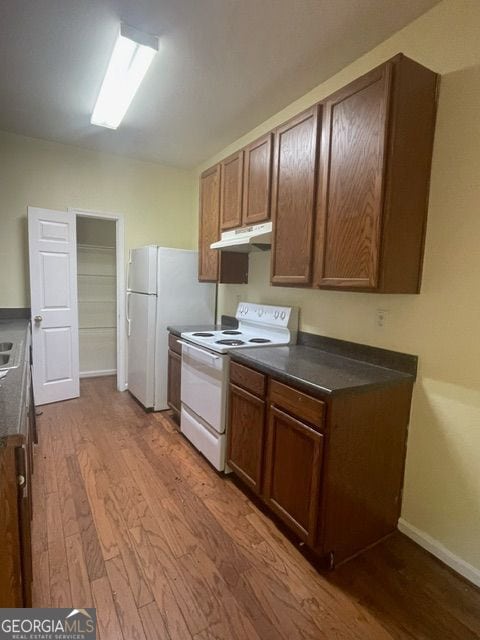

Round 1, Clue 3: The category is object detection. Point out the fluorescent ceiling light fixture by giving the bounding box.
[91,23,158,130]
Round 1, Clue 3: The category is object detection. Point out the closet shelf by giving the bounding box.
[78,273,116,278]
[80,326,116,330]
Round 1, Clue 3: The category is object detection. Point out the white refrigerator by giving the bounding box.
[127,246,216,410]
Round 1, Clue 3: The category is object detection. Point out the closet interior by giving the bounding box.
[76,217,117,378]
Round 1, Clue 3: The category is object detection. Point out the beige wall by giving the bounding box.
[0,131,196,308]
[198,0,480,574]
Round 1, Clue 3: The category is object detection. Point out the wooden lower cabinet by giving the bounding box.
[227,383,265,493]
[263,405,323,545]
[0,351,34,607]
[227,361,413,567]
[167,333,182,421]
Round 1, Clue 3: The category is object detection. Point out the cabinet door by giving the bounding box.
[167,349,181,420]
[271,106,320,285]
[227,384,266,493]
[198,165,220,281]
[16,444,32,607]
[264,405,324,544]
[220,151,244,230]
[242,133,273,225]
[314,63,392,289]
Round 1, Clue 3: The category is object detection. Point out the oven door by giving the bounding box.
[180,341,228,434]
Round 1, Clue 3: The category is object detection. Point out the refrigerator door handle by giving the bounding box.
[126,291,132,337]
[126,249,132,291]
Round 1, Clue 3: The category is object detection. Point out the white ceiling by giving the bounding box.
[0,0,440,168]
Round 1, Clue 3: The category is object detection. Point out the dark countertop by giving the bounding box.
[0,319,30,442]
[229,344,414,397]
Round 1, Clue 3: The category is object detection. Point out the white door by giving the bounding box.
[127,291,156,408]
[28,207,80,405]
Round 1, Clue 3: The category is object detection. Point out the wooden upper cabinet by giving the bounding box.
[198,164,220,282]
[314,55,438,292]
[242,133,273,225]
[315,64,390,289]
[271,106,321,285]
[220,151,244,230]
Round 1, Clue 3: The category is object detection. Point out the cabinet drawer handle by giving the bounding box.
[17,474,25,487]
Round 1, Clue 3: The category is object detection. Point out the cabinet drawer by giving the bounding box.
[230,361,266,398]
[269,380,325,428]
[168,333,182,355]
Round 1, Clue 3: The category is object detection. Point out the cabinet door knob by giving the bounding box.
[17,474,25,487]
[34,315,43,323]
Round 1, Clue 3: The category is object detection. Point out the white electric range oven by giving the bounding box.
[179,302,298,471]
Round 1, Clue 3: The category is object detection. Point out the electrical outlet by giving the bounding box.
[376,308,389,328]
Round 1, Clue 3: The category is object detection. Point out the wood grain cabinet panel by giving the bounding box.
[314,54,439,292]
[198,165,220,282]
[227,383,266,493]
[230,361,266,397]
[167,347,181,422]
[242,133,273,225]
[316,65,391,288]
[220,151,244,230]
[264,405,324,544]
[271,106,321,285]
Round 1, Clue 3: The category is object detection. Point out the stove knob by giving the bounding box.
[280,311,286,320]
[274,311,279,319]
[258,309,263,317]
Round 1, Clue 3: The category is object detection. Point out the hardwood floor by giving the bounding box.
[32,377,480,639]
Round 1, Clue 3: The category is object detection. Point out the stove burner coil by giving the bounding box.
[248,338,272,343]
[215,339,245,346]
[222,330,242,335]
[192,332,214,337]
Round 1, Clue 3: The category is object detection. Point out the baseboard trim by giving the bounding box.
[398,518,480,588]
[80,369,117,379]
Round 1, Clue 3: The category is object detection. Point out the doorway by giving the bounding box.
[73,209,126,393]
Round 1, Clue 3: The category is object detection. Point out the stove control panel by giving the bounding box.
[235,302,298,329]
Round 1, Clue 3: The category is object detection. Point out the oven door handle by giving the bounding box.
[177,340,221,361]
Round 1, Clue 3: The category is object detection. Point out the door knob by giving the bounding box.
[34,315,43,323]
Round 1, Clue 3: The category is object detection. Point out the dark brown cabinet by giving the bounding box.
[198,165,221,282]
[198,53,438,294]
[227,360,413,567]
[227,384,265,493]
[167,333,182,422]
[271,106,321,285]
[0,339,34,607]
[227,362,266,492]
[220,151,244,230]
[314,55,438,292]
[219,135,273,231]
[242,133,273,225]
[264,405,324,545]
[199,163,250,284]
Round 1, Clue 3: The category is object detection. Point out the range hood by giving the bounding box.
[210,222,272,252]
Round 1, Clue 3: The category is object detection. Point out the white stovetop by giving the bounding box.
[180,302,298,354]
